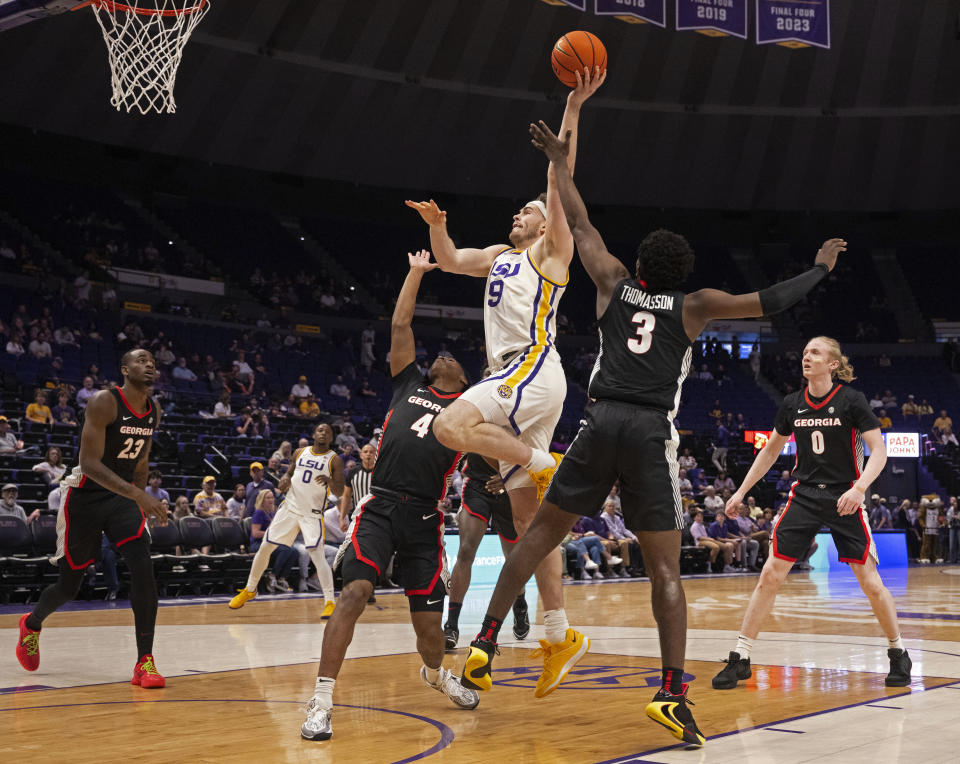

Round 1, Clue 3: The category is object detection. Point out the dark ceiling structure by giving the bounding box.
[0,0,958,211]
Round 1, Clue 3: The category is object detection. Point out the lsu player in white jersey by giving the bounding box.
[229,424,344,617]
[406,66,604,694]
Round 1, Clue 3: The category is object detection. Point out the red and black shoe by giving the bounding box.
[132,654,166,689]
[645,683,705,746]
[15,613,40,672]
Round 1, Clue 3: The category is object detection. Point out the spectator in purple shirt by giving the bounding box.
[690,510,735,573]
[708,515,743,568]
[599,500,642,576]
[568,516,622,579]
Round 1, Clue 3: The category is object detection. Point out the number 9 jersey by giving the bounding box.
[371,363,462,503]
[61,387,157,495]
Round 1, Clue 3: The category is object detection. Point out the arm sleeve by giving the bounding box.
[758,264,829,316]
[849,391,882,433]
[773,399,795,437]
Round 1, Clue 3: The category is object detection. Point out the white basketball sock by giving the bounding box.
[309,547,336,603]
[245,541,277,592]
[544,609,569,644]
[888,635,904,651]
[422,664,441,684]
[314,676,335,709]
[525,448,555,474]
[735,634,754,659]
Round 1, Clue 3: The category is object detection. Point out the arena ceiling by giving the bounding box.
[1,0,959,210]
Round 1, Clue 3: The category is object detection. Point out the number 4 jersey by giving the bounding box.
[588,279,692,414]
[371,362,462,503]
[62,387,157,495]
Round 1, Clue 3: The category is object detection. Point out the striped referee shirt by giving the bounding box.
[348,467,373,518]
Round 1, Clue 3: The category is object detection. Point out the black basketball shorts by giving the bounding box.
[340,492,448,611]
[545,400,684,533]
[771,484,876,565]
[460,479,517,543]
[55,487,149,570]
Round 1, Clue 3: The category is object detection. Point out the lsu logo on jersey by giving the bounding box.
[491,261,521,279]
[497,384,513,399]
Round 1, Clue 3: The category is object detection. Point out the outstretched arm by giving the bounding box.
[404,200,504,277]
[725,431,790,517]
[683,238,847,341]
[536,67,607,283]
[531,120,628,316]
[390,250,437,377]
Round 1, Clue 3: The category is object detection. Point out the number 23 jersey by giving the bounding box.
[62,387,157,495]
[371,363,462,503]
[774,383,880,487]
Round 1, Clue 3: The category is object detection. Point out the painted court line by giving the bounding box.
[594,679,958,764]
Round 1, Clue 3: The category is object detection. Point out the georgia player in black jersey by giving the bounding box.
[712,336,911,690]
[15,349,168,687]
[461,120,847,749]
[300,251,480,743]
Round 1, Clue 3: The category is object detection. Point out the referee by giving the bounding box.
[340,441,375,531]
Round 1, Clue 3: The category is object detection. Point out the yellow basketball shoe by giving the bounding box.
[320,600,336,619]
[228,588,256,609]
[528,628,590,698]
[645,683,705,746]
[528,452,563,503]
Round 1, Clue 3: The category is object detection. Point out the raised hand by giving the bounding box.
[815,238,847,272]
[408,249,439,273]
[529,120,571,164]
[404,199,447,227]
[568,65,606,108]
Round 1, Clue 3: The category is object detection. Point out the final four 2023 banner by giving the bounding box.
[755,0,830,48]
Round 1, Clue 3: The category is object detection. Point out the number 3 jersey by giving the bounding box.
[588,279,692,414]
[371,363,462,503]
[774,383,880,487]
[62,387,157,495]
[282,447,336,517]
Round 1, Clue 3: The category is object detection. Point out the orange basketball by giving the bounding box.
[551,31,606,88]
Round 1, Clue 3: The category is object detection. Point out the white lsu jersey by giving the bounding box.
[282,447,336,517]
[483,247,567,369]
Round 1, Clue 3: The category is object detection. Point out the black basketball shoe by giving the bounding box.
[512,597,530,640]
[885,648,912,687]
[444,624,459,652]
[644,683,705,746]
[461,637,498,692]
[711,651,752,690]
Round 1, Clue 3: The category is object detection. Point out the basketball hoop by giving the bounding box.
[74,0,210,115]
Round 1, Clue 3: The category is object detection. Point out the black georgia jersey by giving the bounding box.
[461,452,496,487]
[371,363,462,503]
[65,387,157,494]
[774,383,880,487]
[588,279,693,413]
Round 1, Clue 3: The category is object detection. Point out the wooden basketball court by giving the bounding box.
[2,566,959,763]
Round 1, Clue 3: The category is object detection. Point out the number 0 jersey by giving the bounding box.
[282,447,336,517]
[62,387,157,495]
[483,247,566,369]
[774,383,881,487]
[588,279,692,414]
[371,363,462,503]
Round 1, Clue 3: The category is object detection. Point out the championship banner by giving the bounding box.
[594,0,666,27]
[755,0,830,49]
[539,0,587,10]
[676,0,747,39]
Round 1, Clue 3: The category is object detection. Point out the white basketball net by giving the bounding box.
[85,0,211,115]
